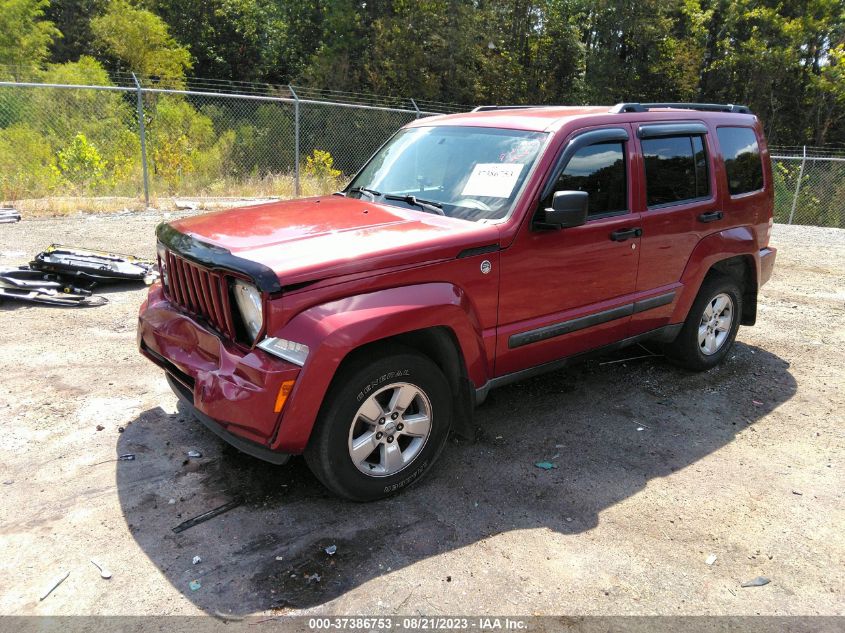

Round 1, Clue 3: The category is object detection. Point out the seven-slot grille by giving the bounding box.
[163,251,236,338]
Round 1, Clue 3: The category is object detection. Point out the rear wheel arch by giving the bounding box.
[676,228,760,327]
[708,254,758,325]
[664,272,743,371]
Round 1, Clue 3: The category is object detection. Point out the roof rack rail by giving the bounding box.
[471,105,547,112]
[610,102,752,114]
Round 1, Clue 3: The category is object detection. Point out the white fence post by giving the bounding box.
[131,73,150,208]
[289,85,300,197]
[787,145,807,225]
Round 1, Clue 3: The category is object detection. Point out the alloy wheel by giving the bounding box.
[347,382,432,477]
[698,292,734,355]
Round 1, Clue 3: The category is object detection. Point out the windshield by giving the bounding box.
[346,126,548,222]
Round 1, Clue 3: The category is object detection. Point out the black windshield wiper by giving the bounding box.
[347,186,382,200]
[383,194,445,216]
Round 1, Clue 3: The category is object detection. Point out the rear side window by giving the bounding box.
[554,142,627,216]
[642,135,709,207]
[717,127,764,195]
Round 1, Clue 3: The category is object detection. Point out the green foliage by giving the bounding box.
[144,0,289,83]
[148,96,218,191]
[227,104,294,177]
[772,160,798,223]
[2,0,845,210]
[0,55,145,198]
[300,0,371,89]
[44,0,107,64]
[91,0,192,86]
[0,0,61,77]
[304,149,341,180]
[5,0,845,146]
[0,123,59,199]
[359,1,481,104]
[57,133,106,190]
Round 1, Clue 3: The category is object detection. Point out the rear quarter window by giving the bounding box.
[717,127,764,195]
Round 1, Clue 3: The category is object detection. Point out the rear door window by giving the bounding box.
[717,127,764,195]
[642,135,709,207]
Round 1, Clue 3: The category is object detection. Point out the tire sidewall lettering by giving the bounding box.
[356,368,411,402]
[383,459,429,493]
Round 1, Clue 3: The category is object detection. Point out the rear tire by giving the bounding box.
[664,273,742,372]
[304,348,452,501]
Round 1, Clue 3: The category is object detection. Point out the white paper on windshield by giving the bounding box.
[461,163,524,198]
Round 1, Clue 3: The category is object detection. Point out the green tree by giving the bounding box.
[44,0,107,63]
[148,96,214,190]
[1,57,142,194]
[91,0,192,86]
[0,0,61,78]
[37,57,140,184]
[144,0,289,83]
[0,123,59,199]
[362,1,481,103]
[810,43,845,146]
[57,132,106,191]
[695,0,845,145]
[475,0,584,104]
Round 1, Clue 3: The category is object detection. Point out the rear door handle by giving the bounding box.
[610,227,642,242]
[698,211,723,223]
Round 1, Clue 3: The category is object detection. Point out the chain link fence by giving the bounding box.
[1,76,844,229]
[0,75,463,213]
[770,146,845,228]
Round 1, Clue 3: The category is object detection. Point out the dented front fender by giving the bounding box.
[268,283,489,453]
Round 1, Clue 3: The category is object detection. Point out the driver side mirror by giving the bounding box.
[534,190,589,230]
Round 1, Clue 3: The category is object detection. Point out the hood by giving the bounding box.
[164,196,500,288]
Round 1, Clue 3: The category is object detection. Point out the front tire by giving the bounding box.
[304,348,452,501]
[664,273,742,371]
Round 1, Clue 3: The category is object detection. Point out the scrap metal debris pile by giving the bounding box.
[0,245,158,307]
[0,208,21,224]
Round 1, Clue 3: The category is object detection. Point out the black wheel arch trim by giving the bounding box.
[156,222,282,293]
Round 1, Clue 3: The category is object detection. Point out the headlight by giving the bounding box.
[156,243,168,288]
[232,280,263,342]
[258,337,310,366]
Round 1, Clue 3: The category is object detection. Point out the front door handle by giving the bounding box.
[610,227,642,242]
[698,211,723,223]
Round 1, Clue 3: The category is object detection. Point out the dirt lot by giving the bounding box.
[0,215,842,617]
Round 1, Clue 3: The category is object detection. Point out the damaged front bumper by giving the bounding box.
[138,284,299,461]
[164,373,290,465]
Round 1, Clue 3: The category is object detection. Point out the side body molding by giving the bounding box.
[268,283,489,453]
[671,226,761,323]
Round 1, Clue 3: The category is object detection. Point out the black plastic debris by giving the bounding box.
[0,268,108,307]
[172,499,242,533]
[0,245,159,308]
[31,244,159,285]
[0,208,21,224]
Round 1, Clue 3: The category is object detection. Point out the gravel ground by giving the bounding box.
[0,216,842,617]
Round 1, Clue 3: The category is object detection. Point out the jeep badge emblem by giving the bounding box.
[480,260,492,274]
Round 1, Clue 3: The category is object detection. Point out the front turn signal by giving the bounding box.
[274,380,296,413]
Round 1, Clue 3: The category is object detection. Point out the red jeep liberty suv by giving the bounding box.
[138,102,777,500]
